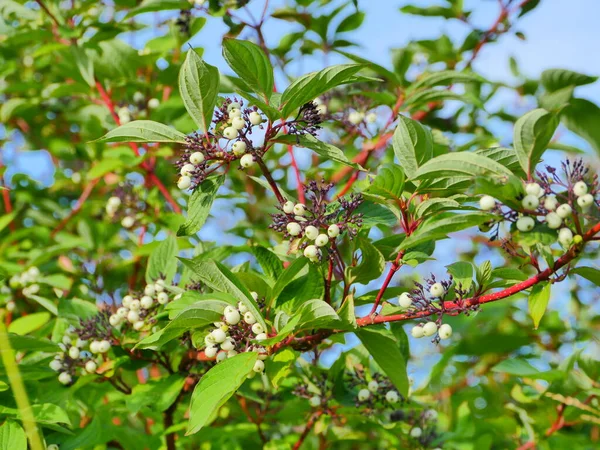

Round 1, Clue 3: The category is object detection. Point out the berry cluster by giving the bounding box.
[105,183,146,229]
[355,372,402,407]
[479,160,597,246]
[201,292,268,375]
[2,266,42,312]
[286,100,323,138]
[270,181,363,262]
[292,373,331,409]
[390,408,442,449]
[117,94,159,125]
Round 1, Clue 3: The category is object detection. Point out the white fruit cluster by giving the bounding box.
[347,110,377,126]
[356,379,400,405]
[177,149,206,190]
[202,293,268,375]
[110,280,174,331]
[7,267,41,305]
[50,327,111,385]
[411,321,452,340]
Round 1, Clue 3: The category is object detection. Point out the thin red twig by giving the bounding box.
[51,178,100,237]
[292,410,323,450]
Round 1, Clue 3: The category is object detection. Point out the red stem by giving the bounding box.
[51,178,100,237]
[292,410,323,450]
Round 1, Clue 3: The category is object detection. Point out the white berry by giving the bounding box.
[544,195,558,211]
[422,321,438,337]
[148,98,160,109]
[545,212,562,229]
[253,360,265,373]
[249,111,263,125]
[144,284,155,296]
[127,310,140,323]
[251,291,259,301]
[366,112,377,123]
[255,333,267,342]
[357,388,370,401]
[177,176,192,190]
[386,390,399,404]
[304,225,319,240]
[107,196,121,208]
[232,117,246,130]
[525,183,542,197]
[429,283,445,298]
[398,292,412,308]
[244,311,257,325]
[220,339,235,352]
[293,203,306,216]
[190,152,205,165]
[204,346,218,358]
[304,245,319,259]
[516,216,535,232]
[411,326,424,338]
[121,216,135,228]
[327,224,340,238]
[556,204,572,218]
[438,323,452,340]
[573,181,588,197]
[558,227,574,247]
[238,302,248,314]
[309,395,321,407]
[227,102,241,111]
[58,372,72,385]
[368,380,379,392]
[122,295,133,308]
[85,360,97,373]
[282,200,295,214]
[348,111,364,125]
[109,314,121,327]
[410,427,422,438]
[577,193,594,208]
[129,299,141,311]
[240,154,255,168]
[157,292,169,305]
[229,108,242,118]
[479,195,496,211]
[225,310,241,325]
[522,194,540,210]
[50,359,63,371]
[140,296,154,309]
[216,351,227,363]
[117,307,128,318]
[180,163,196,177]
[211,328,227,343]
[232,141,247,156]
[133,321,145,331]
[89,341,101,354]
[98,340,111,353]
[223,126,238,140]
[287,222,302,236]
[315,234,329,247]
[252,323,264,335]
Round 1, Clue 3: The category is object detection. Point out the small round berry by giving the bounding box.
[227,350,238,358]
[232,117,246,130]
[545,212,562,229]
[315,234,329,247]
[577,193,594,208]
[516,216,535,232]
[253,360,265,373]
[232,141,247,156]
[181,164,196,177]
[238,302,249,314]
[6,301,15,312]
[287,222,302,236]
[303,245,319,259]
[293,203,307,216]
[544,195,558,211]
[216,351,227,363]
[62,336,71,345]
[244,311,257,325]
[190,151,205,165]
[204,346,218,358]
[251,291,259,301]
[58,372,72,385]
[220,339,235,352]
[177,176,192,190]
[133,321,145,331]
[223,126,238,140]
[327,224,340,238]
[282,200,295,214]
[368,380,379,392]
[127,310,140,323]
[89,341,101,354]
[229,108,242,118]
[385,390,399,404]
[227,101,241,112]
[140,296,154,309]
[309,395,321,407]
[316,104,327,115]
[107,196,121,208]
[348,111,364,125]
[398,292,412,309]
[304,225,319,240]
[130,299,141,311]
[438,323,452,340]
[256,347,268,360]
[157,292,169,305]
[252,323,264,335]
[573,234,583,245]
[85,360,97,373]
[49,359,63,371]
[155,279,166,292]
[573,180,588,197]
[411,326,424,338]
[521,194,540,210]
[366,112,377,123]
[47,445,59,450]
[121,216,135,228]
[410,427,422,438]
[558,227,574,247]
[109,314,121,327]
[211,328,227,343]
[255,333,267,342]
[556,204,572,219]
[240,154,255,168]
[144,284,155,296]
[122,295,133,308]
[479,195,496,211]
[249,111,263,125]
[525,183,542,197]
[422,321,438,337]
[97,340,111,353]
[357,388,370,402]
[148,98,160,109]
[424,409,438,420]
[225,309,241,325]
[118,107,130,124]
[429,283,445,298]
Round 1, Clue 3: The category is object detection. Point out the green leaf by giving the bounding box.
[446,261,474,293]
[280,64,364,118]
[528,282,551,329]
[71,46,95,87]
[251,246,283,282]
[363,164,405,203]
[146,235,178,284]
[513,108,559,175]
[58,298,97,325]
[266,349,296,389]
[491,359,563,381]
[93,120,187,144]
[400,5,457,19]
[187,352,258,435]
[562,98,600,156]
[222,38,274,101]
[541,69,597,92]
[346,237,385,285]
[570,266,600,286]
[476,260,492,288]
[392,115,433,178]
[270,257,309,304]
[336,11,365,33]
[404,89,483,109]
[412,152,513,181]
[8,334,60,352]
[409,70,483,91]
[415,197,460,219]
[0,421,26,450]
[474,147,525,176]
[177,176,224,236]
[356,326,409,397]
[274,134,364,170]
[8,312,51,335]
[124,0,190,18]
[126,374,186,414]
[179,259,267,329]
[179,49,220,133]
[338,293,357,329]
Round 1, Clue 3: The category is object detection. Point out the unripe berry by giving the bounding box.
[227,102,241,112]
[252,323,264,335]
[249,111,262,125]
[287,222,302,236]
[410,427,422,438]
[244,311,257,325]
[577,193,594,208]
[130,299,141,311]
[304,225,319,240]
[309,395,321,407]
[573,234,583,244]
[148,98,160,109]
[385,390,399,404]
[225,309,241,325]
[109,314,121,327]
[240,154,255,168]
[558,227,574,247]
[133,321,145,331]
[47,445,59,450]
[229,108,242,118]
[348,111,364,125]
[545,212,562,229]
[366,112,377,123]
[525,183,542,197]
[438,323,452,340]
[316,104,327,115]
[98,340,111,353]
[238,302,249,314]
[89,341,101,354]
[368,380,379,392]
[220,339,235,352]
[50,359,62,371]
[223,126,238,140]
[127,310,140,323]
[204,346,218,358]
[293,203,306,216]
[180,163,196,177]
[253,360,265,373]
[157,292,169,304]
[232,141,247,156]
[544,195,558,211]
[177,176,192,190]
[216,351,227,363]
[85,360,97,373]
[315,234,329,247]
[251,291,259,301]
[116,307,128,319]
[516,216,535,232]
[282,200,295,214]
[190,151,205,165]
[521,194,539,210]
[140,296,154,309]
[556,204,572,218]
[303,245,319,259]
[357,388,370,401]
[232,117,246,130]
[211,328,227,343]
[422,321,438,337]
[573,180,588,197]
[58,372,72,385]
[121,216,135,228]
[255,333,267,342]
[122,295,133,308]
[411,326,424,338]
[327,224,340,238]
[479,195,496,211]
[429,283,445,298]
[398,292,412,308]
[144,284,155,296]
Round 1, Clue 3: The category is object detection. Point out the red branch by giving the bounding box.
[292,410,323,450]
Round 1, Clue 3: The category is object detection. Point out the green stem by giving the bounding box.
[0,313,45,450]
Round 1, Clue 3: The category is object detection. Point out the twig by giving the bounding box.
[51,177,100,237]
[292,410,323,450]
